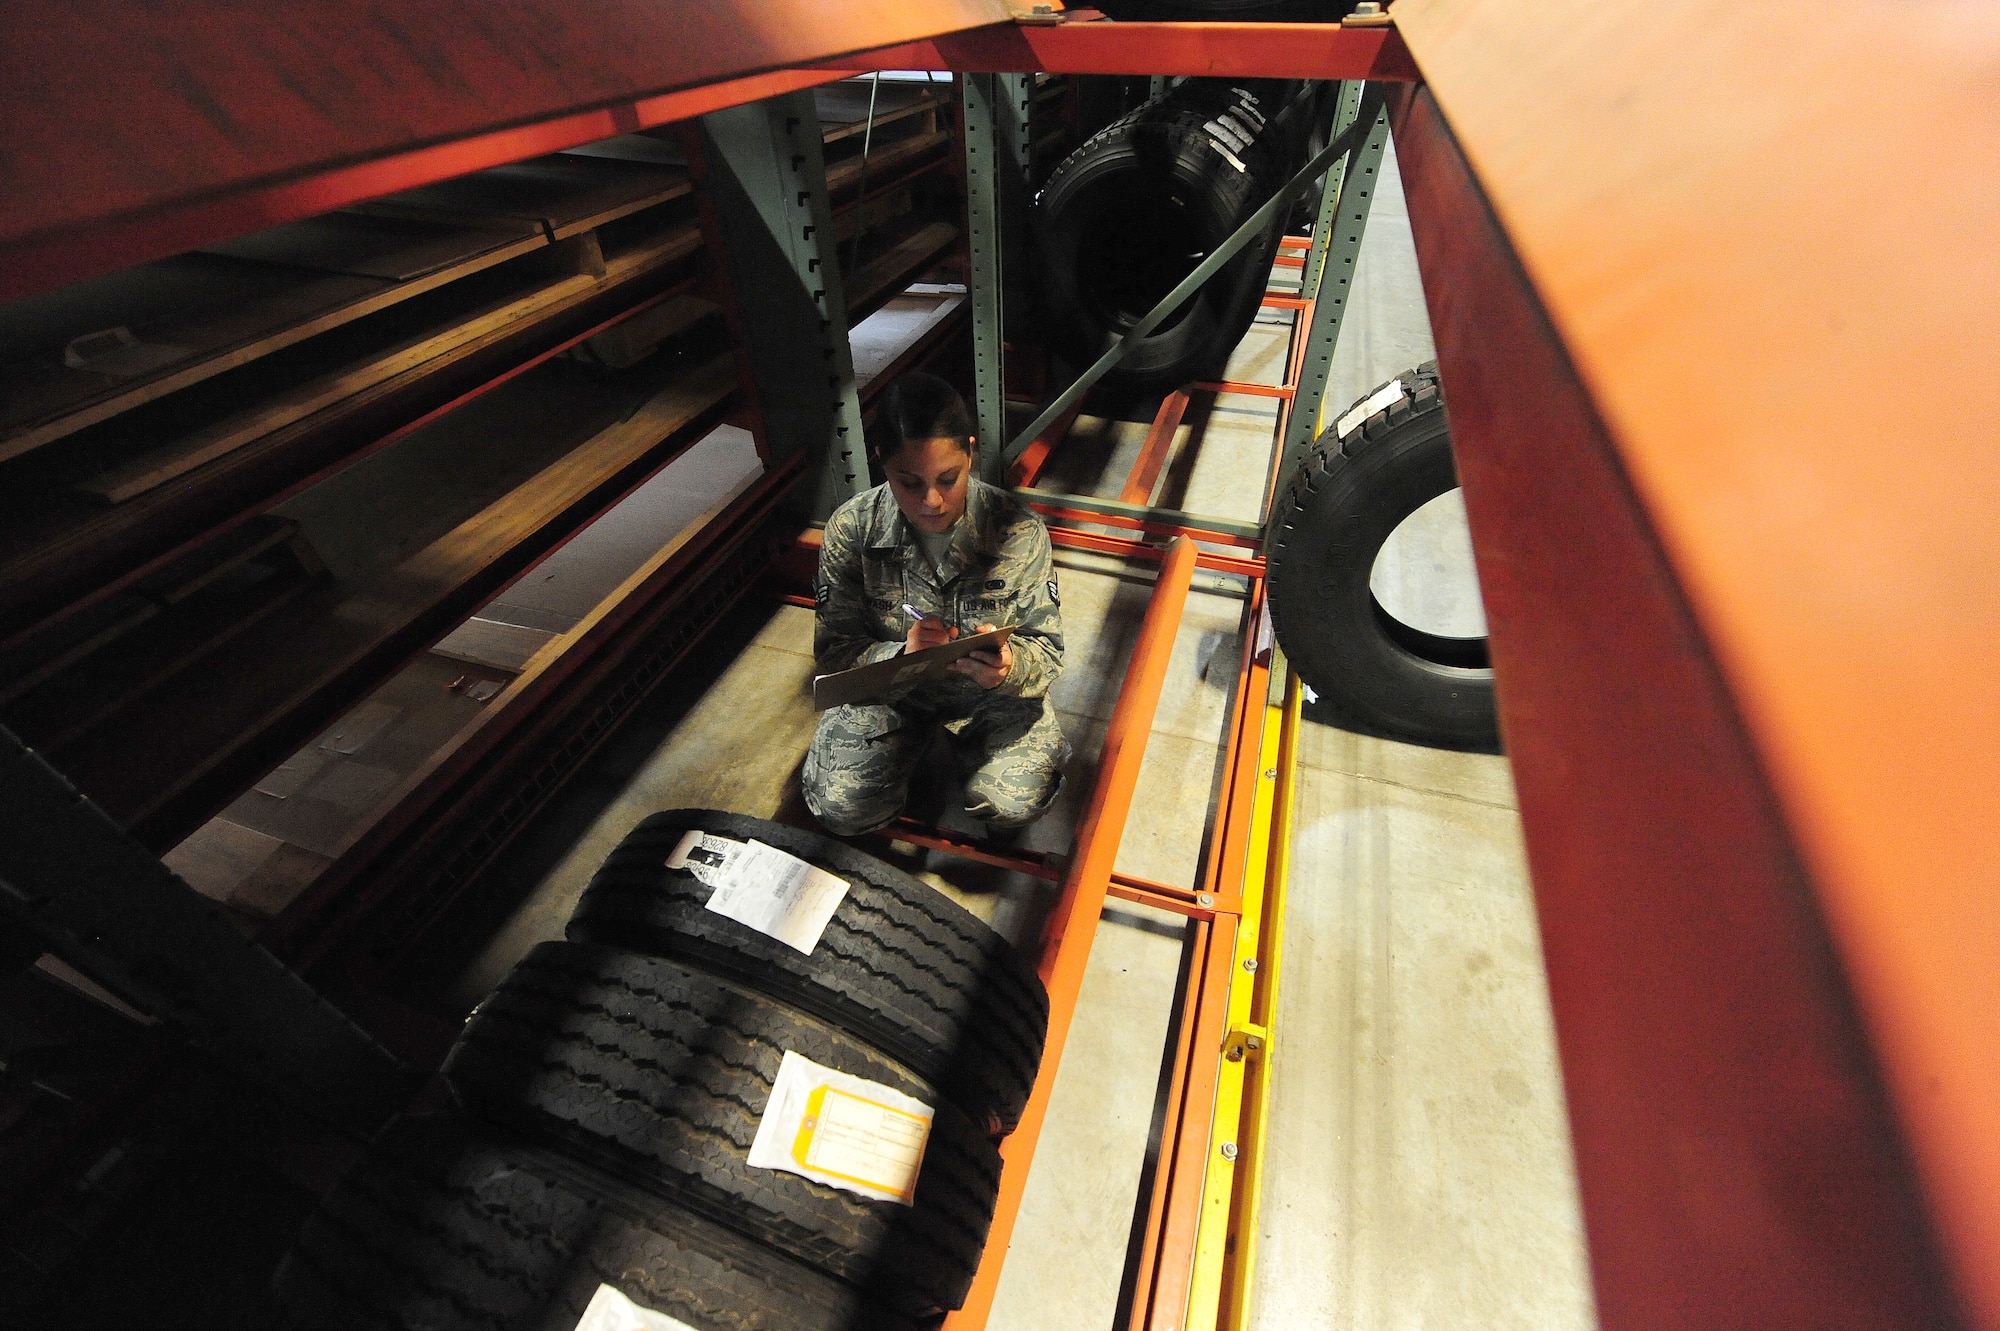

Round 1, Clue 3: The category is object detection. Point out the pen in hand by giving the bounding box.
[902,603,957,654]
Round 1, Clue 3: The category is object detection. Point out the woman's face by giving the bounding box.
[885,435,973,534]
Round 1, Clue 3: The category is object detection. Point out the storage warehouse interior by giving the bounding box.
[0,5,1993,1331]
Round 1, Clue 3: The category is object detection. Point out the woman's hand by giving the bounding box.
[906,615,957,655]
[948,622,1012,689]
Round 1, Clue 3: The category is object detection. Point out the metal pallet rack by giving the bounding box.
[1,4,1994,1331]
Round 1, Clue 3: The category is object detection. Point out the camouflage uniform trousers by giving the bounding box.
[802,693,1071,837]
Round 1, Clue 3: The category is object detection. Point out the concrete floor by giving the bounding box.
[453,133,1597,1330]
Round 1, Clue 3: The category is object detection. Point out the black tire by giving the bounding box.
[1267,362,1500,749]
[566,809,1047,1133]
[443,942,1002,1314]
[271,1113,921,1331]
[1033,79,1299,390]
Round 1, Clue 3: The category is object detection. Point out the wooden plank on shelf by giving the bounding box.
[55,354,741,843]
[0,235,550,464]
[834,186,915,244]
[847,221,959,315]
[0,232,704,635]
[75,221,704,505]
[375,358,739,606]
[201,212,536,282]
[578,292,718,370]
[265,454,780,963]
[429,617,556,673]
[816,82,942,146]
[350,154,692,242]
[0,515,303,705]
[823,127,952,197]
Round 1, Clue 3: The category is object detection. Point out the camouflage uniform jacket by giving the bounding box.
[814,479,1064,709]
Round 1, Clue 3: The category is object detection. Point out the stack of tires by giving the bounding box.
[270,810,1049,1331]
[1033,77,1311,390]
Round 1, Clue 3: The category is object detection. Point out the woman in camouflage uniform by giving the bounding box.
[802,373,1069,837]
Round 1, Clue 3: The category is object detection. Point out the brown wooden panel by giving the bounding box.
[41,354,737,847]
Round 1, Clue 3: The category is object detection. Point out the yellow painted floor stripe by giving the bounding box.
[1221,668,1303,1331]
[1185,665,1301,1331]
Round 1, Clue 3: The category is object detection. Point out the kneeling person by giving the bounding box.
[803,373,1069,837]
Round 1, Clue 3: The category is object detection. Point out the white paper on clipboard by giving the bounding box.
[811,624,1016,710]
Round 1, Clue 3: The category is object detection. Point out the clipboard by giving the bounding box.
[812,626,1016,711]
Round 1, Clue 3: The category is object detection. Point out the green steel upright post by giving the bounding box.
[998,73,1035,180]
[962,73,1010,486]
[699,92,868,520]
[1300,82,1365,303]
[1276,83,1391,499]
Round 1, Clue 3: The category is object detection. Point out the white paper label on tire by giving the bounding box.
[747,1050,933,1205]
[572,1282,700,1331]
[1334,377,1407,440]
[666,831,849,955]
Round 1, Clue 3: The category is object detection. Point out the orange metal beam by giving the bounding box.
[1127,909,1225,1331]
[1392,0,1990,1321]
[1190,380,1295,401]
[825,20,1420,82]
[0,0,1029,301]
[944,537,1198,1329]
[1029,503,1261,551]
[1119,391,1192,506]
[1009,399,1086,488]
[1130,583,1272,1330]
[878,818,1064,881]
[1047,525,1264,579]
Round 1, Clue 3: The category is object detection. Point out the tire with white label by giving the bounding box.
[1267,363,1501,749]
[443,941,1002,1315]
[1034,78,1301,389]
[271,1113,921,1331]
[566,808,1047,1133]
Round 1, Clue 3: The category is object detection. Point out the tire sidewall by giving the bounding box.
[1269,386,1499,747]
[1035,116,1267,384]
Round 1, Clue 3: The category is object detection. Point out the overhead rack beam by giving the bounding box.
[0,8,1413,304]
[0,0,1021,302]
[821,21,1417,80]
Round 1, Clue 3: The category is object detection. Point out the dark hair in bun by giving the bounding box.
[869,371,975,465]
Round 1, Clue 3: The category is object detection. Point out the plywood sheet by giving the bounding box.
[202,212,535,282]
[355,154,691,240]
[850,291,964,393]
[481,423,762,632]
[162,816,284,902]
[430,616,557,672]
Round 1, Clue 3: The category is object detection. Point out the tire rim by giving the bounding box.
[1368,487,1491,670]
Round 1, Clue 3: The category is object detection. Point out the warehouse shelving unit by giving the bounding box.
[0,4,1994,1331]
